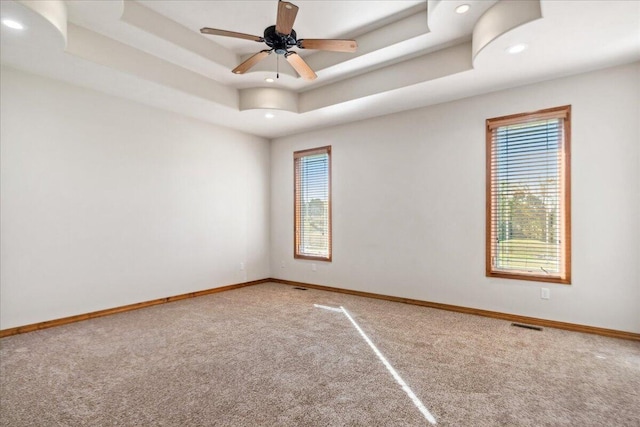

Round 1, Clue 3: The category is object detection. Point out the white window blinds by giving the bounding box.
[294,146,332,261]
[486,106,571,284]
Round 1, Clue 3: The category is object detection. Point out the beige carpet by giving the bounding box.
[1,282,639,426]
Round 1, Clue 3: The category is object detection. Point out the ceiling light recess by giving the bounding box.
[2,19,24,30]
[506,43,528,54]
[455,5,470,14]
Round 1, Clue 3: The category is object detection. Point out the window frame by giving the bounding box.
[486,105,571,284]
[294,146,332,262]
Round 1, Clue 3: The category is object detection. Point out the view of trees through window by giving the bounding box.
[301,194,329,255]
[294,147,331,260]
[495,120,561,272]
[487,106,570,283]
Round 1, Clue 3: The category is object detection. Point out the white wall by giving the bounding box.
[3,63,638,334]
[271,62,640,333]
[0,66,270,329]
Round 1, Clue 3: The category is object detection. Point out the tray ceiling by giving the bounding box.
[1,0,638,138]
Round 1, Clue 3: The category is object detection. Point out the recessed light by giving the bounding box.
[265,78,275,83]
[265,113,275,119]
[506,43,528,54]
[2,19,24,30]
[455,4,470,14]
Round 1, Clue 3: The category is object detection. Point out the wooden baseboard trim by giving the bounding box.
[269,278,640,342]
[0,279,270,338]
[3,278,638,342]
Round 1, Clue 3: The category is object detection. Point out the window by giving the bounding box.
[486,106,571,284]
[294,146,332,261]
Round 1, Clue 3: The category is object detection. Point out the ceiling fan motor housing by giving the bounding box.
[264,25,297,54]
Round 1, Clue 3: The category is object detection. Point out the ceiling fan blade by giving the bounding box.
[200,27,263,42]
[298,39,358,53]
[285,52,317,80]
[276,1,299,36]
[232,50,272,74]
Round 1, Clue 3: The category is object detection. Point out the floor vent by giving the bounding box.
[511,323,543,331]
[293,287,308,291]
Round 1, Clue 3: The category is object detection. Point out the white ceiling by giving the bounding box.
[1,0,639,139]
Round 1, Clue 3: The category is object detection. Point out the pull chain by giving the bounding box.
[277,55,280,79]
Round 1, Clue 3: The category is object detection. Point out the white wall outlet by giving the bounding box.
[311,263,317,272]
[239,262,245,271]
[541,288,550,300]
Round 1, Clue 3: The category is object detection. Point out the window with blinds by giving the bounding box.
[294,146,331,261]
[486,106,571,284]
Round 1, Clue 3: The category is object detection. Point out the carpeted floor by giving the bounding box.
[1,282,639,426]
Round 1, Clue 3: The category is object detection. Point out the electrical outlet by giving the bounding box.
[541,288,550,300]
[311,264,317,272]
[240,262,245,271]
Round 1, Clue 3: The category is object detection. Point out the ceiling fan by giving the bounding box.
[200,0,358,80]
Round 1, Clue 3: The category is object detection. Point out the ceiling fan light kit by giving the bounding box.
[200,0,358,81]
